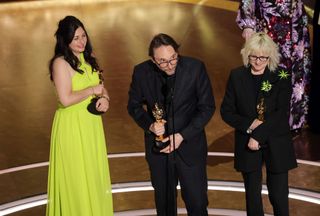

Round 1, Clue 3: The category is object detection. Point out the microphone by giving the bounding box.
[164,75,175,105]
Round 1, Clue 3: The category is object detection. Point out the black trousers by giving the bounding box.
[147,152,208,216]
[242,169,289,216]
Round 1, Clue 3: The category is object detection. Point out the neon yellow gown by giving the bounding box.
[46,53,113,216]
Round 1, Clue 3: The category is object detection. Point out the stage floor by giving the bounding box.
[0,0,319,215]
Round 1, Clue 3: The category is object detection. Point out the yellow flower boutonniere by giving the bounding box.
[261,80,272,92]
[278,70,289,79]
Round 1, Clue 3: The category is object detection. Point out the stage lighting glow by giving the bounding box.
[1,181,319,215]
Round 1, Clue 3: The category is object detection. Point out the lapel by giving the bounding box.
[146,61,164,106]
[241,66,257,114]
[170,56,185,106]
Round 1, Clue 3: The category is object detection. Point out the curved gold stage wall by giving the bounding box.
[0,0,319,216]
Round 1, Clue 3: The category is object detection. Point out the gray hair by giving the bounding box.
[240,32,280,71]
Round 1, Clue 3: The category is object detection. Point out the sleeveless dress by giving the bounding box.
[46,53,113,216]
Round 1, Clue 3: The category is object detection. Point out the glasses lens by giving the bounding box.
[249,56,268,62]
[259,57,268,62]
[156,55,178,68]
[169,58,178,66]
[159,62,168,68]
[249,56,256,61]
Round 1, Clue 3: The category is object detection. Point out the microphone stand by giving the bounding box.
[171,87,177,216]
[167,81,177,216]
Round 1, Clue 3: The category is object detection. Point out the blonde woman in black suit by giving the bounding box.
[221,32,297,216]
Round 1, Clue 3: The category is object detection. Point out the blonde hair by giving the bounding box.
[240,32,280,71]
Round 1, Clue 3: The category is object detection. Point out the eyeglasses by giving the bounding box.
[248,55,269,62]
[155,56,179,68]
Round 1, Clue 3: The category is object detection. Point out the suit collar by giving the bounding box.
[146,60,165,106]
[172,56,184,99]
[242,66,257,110]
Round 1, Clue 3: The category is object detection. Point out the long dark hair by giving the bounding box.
[49,16,100,81]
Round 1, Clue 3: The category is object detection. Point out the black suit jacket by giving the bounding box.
[221,66,297,172]
[128,56,215,165]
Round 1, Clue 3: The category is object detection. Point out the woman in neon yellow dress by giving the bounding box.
[46,16,113,216]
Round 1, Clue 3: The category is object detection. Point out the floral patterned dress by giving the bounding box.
[236,0,312,130]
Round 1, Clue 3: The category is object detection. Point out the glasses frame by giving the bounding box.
[248,55,269,62]
[154,54,179,68]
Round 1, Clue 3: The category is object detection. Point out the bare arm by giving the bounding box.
[52,57,103,107]
[95,86,110,112]
[102,87,110,100]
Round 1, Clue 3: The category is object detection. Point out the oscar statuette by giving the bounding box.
[87,70,105,115]
[256,98,266,149]
[257,98,266,122]
[152,103,169,152]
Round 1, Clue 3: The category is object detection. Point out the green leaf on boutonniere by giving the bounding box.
[261,80,272,92]
[278,70,289,79]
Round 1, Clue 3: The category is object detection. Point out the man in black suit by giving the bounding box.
[221,32,297,216]
[127,33,215,216]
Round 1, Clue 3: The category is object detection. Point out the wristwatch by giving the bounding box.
[246,128,253,134]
